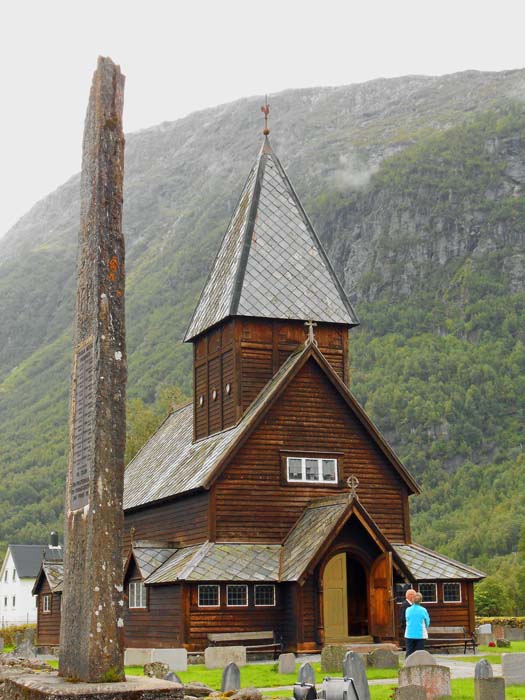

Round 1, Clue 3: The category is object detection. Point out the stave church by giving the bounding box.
[35,118,484,653]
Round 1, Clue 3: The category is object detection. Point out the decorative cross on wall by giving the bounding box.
[305,320,318,346]
[347,474,359,499]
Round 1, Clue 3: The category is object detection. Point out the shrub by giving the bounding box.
[0,623,36,647]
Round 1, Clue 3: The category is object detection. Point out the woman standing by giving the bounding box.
[405,592,430,657]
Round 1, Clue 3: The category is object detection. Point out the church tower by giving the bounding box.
[185,123,358,440]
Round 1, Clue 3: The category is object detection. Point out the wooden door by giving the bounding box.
[369,552,394,638]
[323,553,348,641]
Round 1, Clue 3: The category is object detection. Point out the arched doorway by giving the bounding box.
[322,551,369,641]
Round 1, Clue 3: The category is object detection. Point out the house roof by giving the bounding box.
[184,137,358,342]
[393,543,485,581]
[9,544,62,579]
[32,561,64,595]
[124,342,420,512]
[146,542,281,584]
[131,547,177,578]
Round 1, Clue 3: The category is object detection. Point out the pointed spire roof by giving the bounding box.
[184,136,359,342]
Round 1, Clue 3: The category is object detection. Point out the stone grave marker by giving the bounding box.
[398,665,451,700]
[205,646,246,669]
[221,662,241,692]
[144,662,169,679]
[151,648,188,671]
[298,662,315,685]
[278,652,296,674]
[0,636,4,653]
[321,645,346,673]
[475,659,493,680]
[478,624,492,634]
[342,651,370,700]
[474,659,505,700]
[164,672,183,684]
[502,652,525,685]
[505,626,525,641]
[395,686,427,700]
[403,651,436,668]
[58,56,127,683]
[367,648,398,668]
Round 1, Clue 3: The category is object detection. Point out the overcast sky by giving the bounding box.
[1,0,524,239]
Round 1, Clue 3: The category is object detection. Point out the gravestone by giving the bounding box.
[58,56,127,683]
[0,637,3,653]
[321,645,346,673]
[293,683,317,700]
[205,646,246,669]
[152,648,188,671]
[477,633,494,646]
[478,624,492,634]
[164,672,182,684]
[398,665,451,700]
[474,659,505,700]
[298,662,316,685]
[342,651,370,700]
[502,652,525,684]
[403,651,436,667]
[505,626,525,641]
[278,652,296,674]
[496,639,510,647]
[395,686,427,700]
[221,662,241,692]
[367,648,398,668]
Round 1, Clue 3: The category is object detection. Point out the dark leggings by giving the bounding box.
[405,638,425,657]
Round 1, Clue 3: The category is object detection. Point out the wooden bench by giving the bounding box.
[425,626,477,654]
[207,630,283,658]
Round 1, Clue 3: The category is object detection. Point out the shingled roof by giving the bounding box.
[184,137,358,342]
[393,543,485,581]
[8,544,62,579]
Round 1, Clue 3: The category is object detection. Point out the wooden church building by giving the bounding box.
[35,128,484,652]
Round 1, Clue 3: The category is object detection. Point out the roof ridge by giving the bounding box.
[408,542,486,576]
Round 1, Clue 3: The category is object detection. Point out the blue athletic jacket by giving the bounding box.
[405,603,430,639]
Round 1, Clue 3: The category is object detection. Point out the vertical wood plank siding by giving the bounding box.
[124,583,183,648]
[214,358,409,542]
[36,578,61,646]
[123,492,209,549]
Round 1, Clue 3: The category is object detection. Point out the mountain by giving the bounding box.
[1,69,525,609]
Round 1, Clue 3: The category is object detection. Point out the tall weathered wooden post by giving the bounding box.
[59,56,126,682]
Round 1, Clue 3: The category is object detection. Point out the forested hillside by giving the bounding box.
[1,70,525,611]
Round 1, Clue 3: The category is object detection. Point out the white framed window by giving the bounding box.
[3,570,7,582]
[43,594,51,613]
[254,584,276,607]
[443,582,462,603]
[12,570,16,582]
[198,584,220,607]
[3,596,7,608]
[12,596,15,607]
[418,583,437,603]
[128,581,147,609]
[227,585,248,607]
[286,457,338,483]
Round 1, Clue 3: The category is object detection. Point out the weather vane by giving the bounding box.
[261,95,270,136]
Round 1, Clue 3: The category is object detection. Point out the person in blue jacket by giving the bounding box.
[405,592,430,657]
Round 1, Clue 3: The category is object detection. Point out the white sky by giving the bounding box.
[1,0,524,238]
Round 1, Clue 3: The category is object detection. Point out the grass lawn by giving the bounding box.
[450,639,525,664]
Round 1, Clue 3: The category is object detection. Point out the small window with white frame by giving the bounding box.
[418,582,437,603]
[12,596,15,607]
[128,581,147,609]
[286,457,338,484]
[254,584,276,607]
[43,594,51,613]
[443,582,461,603]
[198,584,220,607]
[227,584,248,607]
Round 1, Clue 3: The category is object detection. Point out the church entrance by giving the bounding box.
[322,552,369,641]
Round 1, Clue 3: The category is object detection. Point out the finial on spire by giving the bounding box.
[261,95,270,136]
[305,320,318,346]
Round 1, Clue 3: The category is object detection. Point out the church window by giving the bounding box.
[227,585,248,607]
[286,457,338,483]
[198,585,220,607]
[254,585,275,607]
[418,582,437,603]
[43,594,51,613]
[443,582,461,603]
[128,581,147,609]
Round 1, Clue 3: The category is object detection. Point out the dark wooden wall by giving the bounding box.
[123,492,209,550]
[123,559,183,648]
[193,318,349,439]
[186,582,282,651]
[36,578,61,646]
[213,357,409,543]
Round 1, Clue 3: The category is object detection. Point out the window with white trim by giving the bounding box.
[254,584,276,607]
[12,570,16,582]
[43,594,51,613]
[198,585,220,607]
[418,583,437,603]
[227,585,248,607]
[128,581,147,609]
[286,457,338,483]
[443,582,461,603]
[12,596,15,607]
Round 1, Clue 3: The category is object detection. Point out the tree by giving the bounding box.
[474,576,512,616]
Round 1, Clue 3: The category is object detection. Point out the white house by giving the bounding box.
[0,536,62,627]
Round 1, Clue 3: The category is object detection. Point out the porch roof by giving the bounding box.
[393,543,485,581]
